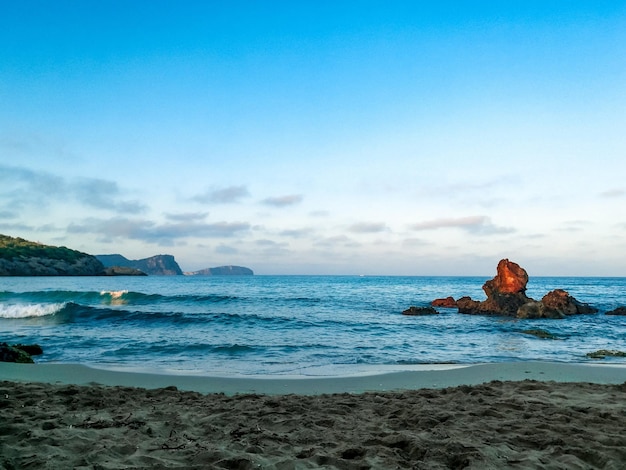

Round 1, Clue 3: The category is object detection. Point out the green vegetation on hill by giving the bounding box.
[0,234,86,263]
[0,234,107,276]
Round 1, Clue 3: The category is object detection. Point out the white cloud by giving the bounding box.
[261,194,303,207]
[409,216,514,235]
[599,189,625,198]
[67,217,251,245]
[348,222,388,234]
[165,212,209,222]
[0,165,146,214]
[192,186,250,204]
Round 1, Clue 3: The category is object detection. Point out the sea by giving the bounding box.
[1,275,625,376]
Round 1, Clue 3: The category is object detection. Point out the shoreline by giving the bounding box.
[2,362,626,468]
[2,361,626,395]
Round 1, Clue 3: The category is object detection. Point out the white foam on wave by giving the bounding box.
[0,303,66,319]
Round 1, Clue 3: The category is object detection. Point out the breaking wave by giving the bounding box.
[0,302,67,319]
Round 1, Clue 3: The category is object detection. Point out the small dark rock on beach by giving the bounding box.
[0,343,43,363]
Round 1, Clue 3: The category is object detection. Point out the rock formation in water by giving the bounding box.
[517,289,598,319]
[456,259,532,316]
[185,265,254,276]
[0,234,105,276]
[433,259,598,319]
[402,306,439,316]
[97,254,183,275]
[431,296,457,308]
[606,306,626,316]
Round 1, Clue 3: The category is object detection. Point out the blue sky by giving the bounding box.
[1,1,625,275]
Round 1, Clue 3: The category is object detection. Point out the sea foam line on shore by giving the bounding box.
[2,361,626,395]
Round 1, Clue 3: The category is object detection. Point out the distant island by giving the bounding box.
[97,254,254,276]
[184,266,254,276]
[96,254,183,276]
[0,234,253,276]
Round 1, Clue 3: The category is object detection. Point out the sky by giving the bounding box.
[1,1,625,276]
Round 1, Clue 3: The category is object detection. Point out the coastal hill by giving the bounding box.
[0,234,104,276]
[96,254,183,276]
[0,234,253,276]
[185,266,254,276]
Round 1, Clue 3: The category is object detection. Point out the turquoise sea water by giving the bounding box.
[1,276,625,376]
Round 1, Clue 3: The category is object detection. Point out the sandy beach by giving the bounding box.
[2,363,626,469]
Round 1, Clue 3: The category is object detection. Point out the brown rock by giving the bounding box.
[487,259,529,294]
[540,289,598,316]
[455,296,483,315]
[442,259,599,318]
[457,260,532,316]
[431,297,457,308]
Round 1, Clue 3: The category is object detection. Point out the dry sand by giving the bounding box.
[1,363,626,469]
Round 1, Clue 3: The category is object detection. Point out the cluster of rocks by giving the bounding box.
[432,259,599,319]
[405,259,625,319]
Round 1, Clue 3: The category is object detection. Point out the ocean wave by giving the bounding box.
[0,289,241,307]
[100,290,129,297]
[0,302,67,319]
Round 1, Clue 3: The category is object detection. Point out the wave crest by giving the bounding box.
[100,290,130,305]
[0,303,67,319]
[100,290,129,298]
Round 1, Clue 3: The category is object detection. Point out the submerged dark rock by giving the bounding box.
[606,306,626,316]
[520,329,559,340]
[586,349,626,359]
[402,306,439,316]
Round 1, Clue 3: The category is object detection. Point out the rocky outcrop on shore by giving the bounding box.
[431,259,598,319]
[185,265,254,276]
[0,343,43,363]
[96,254,183,275]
